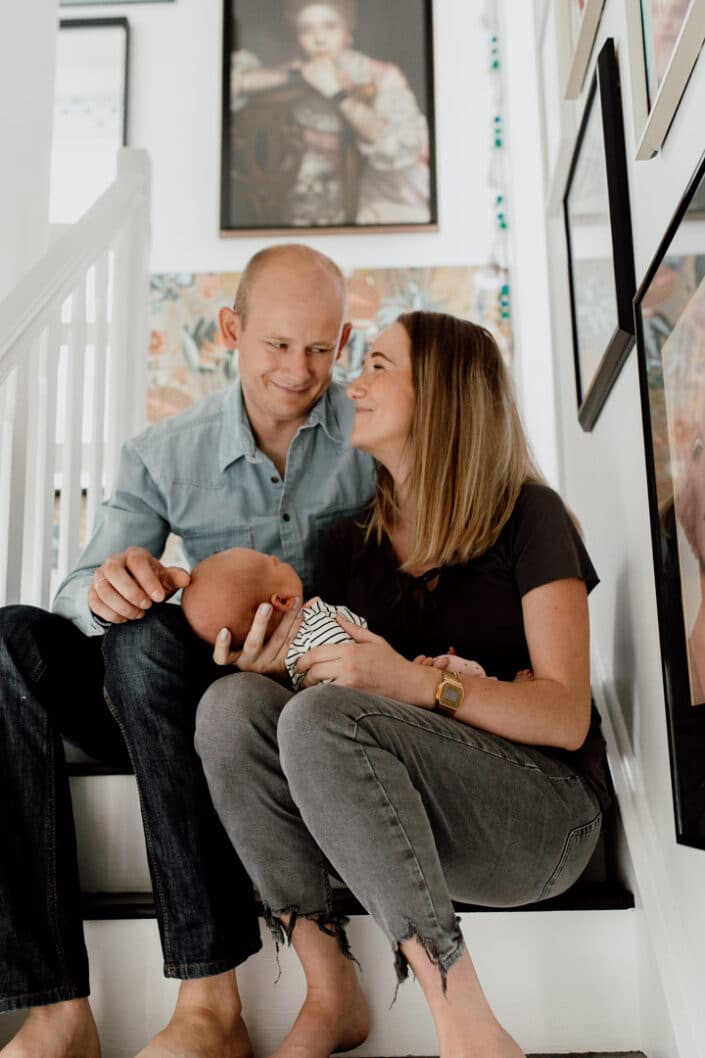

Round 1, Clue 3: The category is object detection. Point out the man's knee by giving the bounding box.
[102,602,193,669]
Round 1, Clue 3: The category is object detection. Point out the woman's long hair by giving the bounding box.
[366,311,546,569]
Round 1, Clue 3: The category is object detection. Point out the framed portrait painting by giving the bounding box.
[50,19,130,224]
[625,0,705,159]
[635,151,705,849]
[220,0,437,235]
[563,0,605,98]
[563,38,636,431]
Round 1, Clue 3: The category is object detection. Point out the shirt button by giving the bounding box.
[282,513,291,522]
[271,476,279,484]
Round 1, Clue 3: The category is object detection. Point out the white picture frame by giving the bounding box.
[625,0,705,160]
[538,0,578,213]
[564,0,606,99]
[50,18,129,224]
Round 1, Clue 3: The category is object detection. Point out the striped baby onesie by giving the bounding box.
[285,598,368,691]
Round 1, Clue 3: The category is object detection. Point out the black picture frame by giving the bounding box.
[220,0,438,236]
[564,38,636,432]
[635,150,705,851]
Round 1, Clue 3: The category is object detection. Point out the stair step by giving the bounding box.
[0,911,640,1057]
[68,774,632,912]
[79,880,633,922]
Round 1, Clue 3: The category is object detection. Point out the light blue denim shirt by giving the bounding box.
[53,382,376,636]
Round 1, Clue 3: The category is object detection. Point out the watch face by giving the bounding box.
[441,684,462,707]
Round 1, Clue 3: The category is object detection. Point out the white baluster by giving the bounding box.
[86,253,109,536]
[0,359,30,605]
[57,278,87,583]
[24,310,62,608]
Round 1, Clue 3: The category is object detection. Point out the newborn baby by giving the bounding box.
[182,548,505,692]
[181,547,366,690]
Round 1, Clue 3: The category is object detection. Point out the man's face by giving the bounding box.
[223,262,348,430]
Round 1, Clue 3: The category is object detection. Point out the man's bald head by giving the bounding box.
[234,244,347,328]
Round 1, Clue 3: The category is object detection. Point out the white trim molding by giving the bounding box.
[592,645,705,1058]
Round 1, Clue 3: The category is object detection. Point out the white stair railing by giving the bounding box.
[0,148,151,608]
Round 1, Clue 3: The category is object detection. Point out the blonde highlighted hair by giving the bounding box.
[367,311,546,569]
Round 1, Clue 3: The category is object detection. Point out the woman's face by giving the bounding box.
[295,4,351,60]
[346,322,416,473]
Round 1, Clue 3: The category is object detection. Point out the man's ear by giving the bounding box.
[336,322,353,362]
[219,306,242,349]
[270,593,298,612]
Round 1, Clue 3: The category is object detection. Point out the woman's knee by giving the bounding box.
[277,684,358,774]
[195,671,287,768]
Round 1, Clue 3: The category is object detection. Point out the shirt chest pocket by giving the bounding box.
[179,524,255,567]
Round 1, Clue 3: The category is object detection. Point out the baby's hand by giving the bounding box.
[513,668,535,682]
[412,654,487,678]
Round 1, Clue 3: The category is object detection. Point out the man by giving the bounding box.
[0,244,375,1058]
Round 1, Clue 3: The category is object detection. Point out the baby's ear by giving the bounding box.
[270,593,297,612]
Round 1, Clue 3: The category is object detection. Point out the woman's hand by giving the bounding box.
[213,598,302,675]
[296,617,411,697]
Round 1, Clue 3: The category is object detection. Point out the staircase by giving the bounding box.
[0,747,643,1058]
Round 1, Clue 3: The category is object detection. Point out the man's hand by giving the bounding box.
[213,597,303,674]
[88,546,191,625]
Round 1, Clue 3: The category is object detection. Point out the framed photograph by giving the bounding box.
[625,0,705,159]
[563,38,636,431]
[538,0,577,214]
[635,151,705,849]
[564,0,606,99]
[220,0,437,236]
[50,19,129,224]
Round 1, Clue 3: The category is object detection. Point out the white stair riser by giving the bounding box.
[0,910,640,1057]
[71,775,151,892]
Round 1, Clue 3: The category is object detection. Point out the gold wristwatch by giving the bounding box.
[434,670,464,717]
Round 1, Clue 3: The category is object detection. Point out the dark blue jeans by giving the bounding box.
[0,604,261,1014]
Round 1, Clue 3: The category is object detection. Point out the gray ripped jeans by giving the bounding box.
[194,673,602,986]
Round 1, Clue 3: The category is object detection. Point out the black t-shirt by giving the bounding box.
[314,481,610,810]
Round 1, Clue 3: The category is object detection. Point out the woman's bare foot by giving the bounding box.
[0,998,101,1058]
[134,972,252,1058]
[270,977,369,1058]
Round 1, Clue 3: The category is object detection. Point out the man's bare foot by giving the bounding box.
[0,998,100,1058]
[270,978,369,1058]
[133,1009,251,1058]
[134,972,251,1058]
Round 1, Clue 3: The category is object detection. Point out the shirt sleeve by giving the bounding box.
[510,484,599,598]
[52,438,170,636]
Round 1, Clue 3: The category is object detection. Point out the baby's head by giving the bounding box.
[181,548,303,647]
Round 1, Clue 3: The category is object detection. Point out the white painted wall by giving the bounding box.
[530,0,705,1054]
[0,0,58,300]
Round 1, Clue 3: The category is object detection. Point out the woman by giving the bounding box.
[195,312,609,1058]
[231,0,430,226]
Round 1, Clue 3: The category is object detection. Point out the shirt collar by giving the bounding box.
[218,382,345,471]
